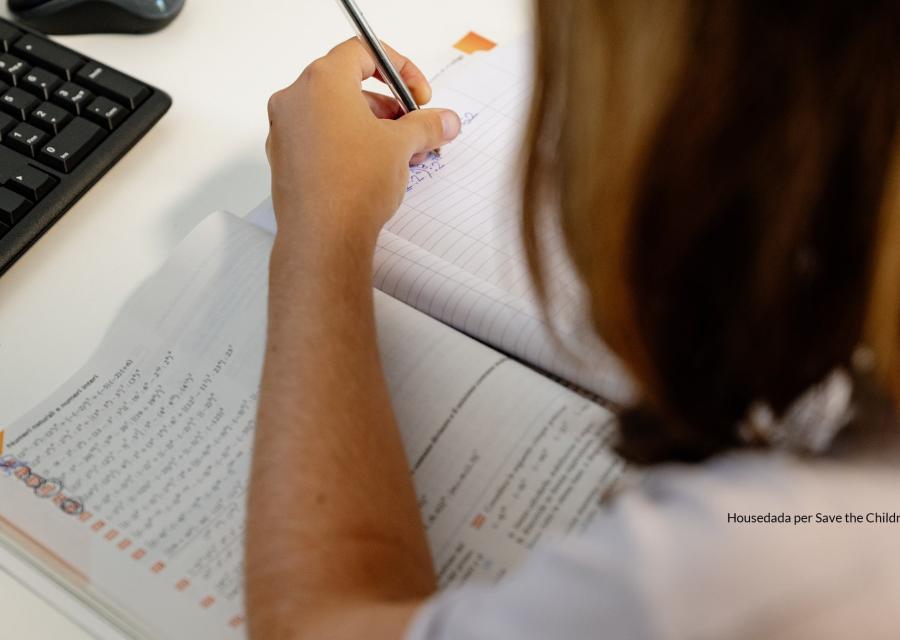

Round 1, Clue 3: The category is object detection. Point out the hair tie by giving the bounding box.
[737,368,855,453]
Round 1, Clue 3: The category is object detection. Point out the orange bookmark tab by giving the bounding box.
[0,430,4,456]
[454,31,497,54]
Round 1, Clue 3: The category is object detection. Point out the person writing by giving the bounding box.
[246,2,900,638]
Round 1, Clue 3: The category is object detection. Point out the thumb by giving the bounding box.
[395,108,461,154]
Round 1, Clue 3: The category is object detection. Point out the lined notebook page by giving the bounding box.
[386,39,539,303]
[376,38,633,404]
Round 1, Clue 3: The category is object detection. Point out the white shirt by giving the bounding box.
[407,426,900,640]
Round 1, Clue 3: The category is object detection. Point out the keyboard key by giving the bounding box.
[75,62,148,110]
[0,186,31,225]
[0,112,15,137]
[85,96,128,130]
[6,122,47,158]
[30,101,71,134]
[0,87,39,120]
[52,81,93,115]
[21,68,61,100]
[7,165,55,201]
[0,138,31,179]
[13,35,84,81]
[0,54,30,87]
[0,23,21,53]
[40,117,105,172]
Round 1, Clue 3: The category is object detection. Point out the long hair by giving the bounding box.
[523,0,900,463]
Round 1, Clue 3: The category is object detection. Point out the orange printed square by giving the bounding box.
[200,595,216,609]
[79,512,92,523]
[453,32,497,54]
[117,538,132,551]
[228,615,245,629]
[104,529,119,541]
[132,548,146,561]
[151,561,166,574]
[176,579,191,592]
[471,514,487,530]
[91,520,106,532]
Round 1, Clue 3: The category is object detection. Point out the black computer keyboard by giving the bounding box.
[0,17,170,275]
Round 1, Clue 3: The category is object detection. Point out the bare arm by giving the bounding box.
[245,40,461,640]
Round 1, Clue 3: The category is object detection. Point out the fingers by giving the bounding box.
[327,37,432,106]
[375,41,432,106]
[409,151,430,165]
[363,90,405,120]
[394,108,462,155]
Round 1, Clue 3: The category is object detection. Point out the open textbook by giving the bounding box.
[0,39,628,639]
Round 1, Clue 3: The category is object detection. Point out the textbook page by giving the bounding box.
[249,38,634,405]
[0,212,623,639]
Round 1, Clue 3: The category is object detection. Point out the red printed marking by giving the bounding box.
[117,538,132,551]
[176,578,191,592]
[471,514,486,530]
[228,615,245,628]
[104,529,119,541]
[132,549,146,560]
[151,561,166,574]
[200,595,216,609]
[91,520,106,532]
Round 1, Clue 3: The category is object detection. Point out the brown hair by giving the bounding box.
[523,0,900,463]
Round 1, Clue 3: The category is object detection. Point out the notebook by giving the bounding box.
[0,37,631,639]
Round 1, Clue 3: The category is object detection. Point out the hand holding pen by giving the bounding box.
[265,37,460,248]
[337,0,421,114]
[336,0,447,157]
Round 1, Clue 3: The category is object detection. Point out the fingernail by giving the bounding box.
[440,110,461,141]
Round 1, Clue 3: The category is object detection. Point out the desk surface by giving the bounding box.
[0,0,530,636]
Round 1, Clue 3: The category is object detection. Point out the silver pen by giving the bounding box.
[336,0,420,114]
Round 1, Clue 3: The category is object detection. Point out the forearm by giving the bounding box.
[246,222,435,638]
[249,36,460,638]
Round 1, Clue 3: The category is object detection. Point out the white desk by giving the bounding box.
[0,0,530,636]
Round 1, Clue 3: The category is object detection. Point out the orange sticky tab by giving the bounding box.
[0,430,4,456]
[453,32,497,54]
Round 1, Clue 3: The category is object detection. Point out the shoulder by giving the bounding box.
[408,452,900,640]
[609,452,900,635]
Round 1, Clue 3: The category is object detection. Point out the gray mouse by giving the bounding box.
[8,0,185,34]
